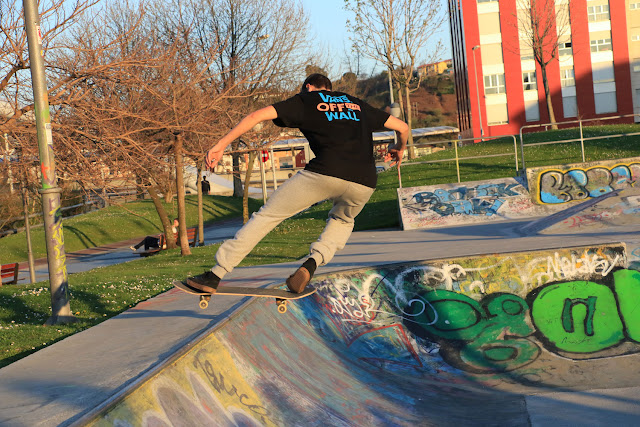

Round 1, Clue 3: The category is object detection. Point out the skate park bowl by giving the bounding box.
[81,243,640,426]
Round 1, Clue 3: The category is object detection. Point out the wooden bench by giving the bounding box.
[139,227,199,256]
[1,263,20,286]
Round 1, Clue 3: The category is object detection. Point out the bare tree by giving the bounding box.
[187,0,309,197]
[53,1,209,253]
[345,0,445,159]
[514,0,575,129]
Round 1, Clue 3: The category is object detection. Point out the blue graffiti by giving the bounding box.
[407,183,520,217]
[539,163,640,204]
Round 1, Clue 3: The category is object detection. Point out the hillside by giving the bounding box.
[347,72,458,128]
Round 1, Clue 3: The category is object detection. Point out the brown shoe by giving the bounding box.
[286,267,311,293]
[186,271,220,294]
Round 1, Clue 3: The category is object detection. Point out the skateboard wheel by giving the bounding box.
[277,303,288,314]
[199,296,209,309]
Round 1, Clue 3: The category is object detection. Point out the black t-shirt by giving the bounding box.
[272,90,390,188]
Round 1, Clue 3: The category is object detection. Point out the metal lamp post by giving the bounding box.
[472,45,484,142]
[23,0,75,324]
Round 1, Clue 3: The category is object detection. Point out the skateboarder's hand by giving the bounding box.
[385,144,404,167]
[205,144,225,171]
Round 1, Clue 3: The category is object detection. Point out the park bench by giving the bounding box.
[139,227,199,257]
[1,263,20,286]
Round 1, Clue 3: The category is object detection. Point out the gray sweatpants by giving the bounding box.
[211,170,375,278]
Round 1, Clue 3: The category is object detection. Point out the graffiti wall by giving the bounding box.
[90,244,640,426]
[397,177,558,230]
[540,188,640,234]
[526,156,640,205]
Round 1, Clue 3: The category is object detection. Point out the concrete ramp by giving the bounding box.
[84,244,640,426]
[397,177,559,230]
[520,188,640,236]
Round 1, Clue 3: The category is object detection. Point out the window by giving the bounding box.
[481,43,503,64]
[592,61,615,83]
[520,45,534,61]
[525,100,540,122]
[484,74,506,94]
[487,103,508,125]
[478,12,501,35]
[521,52,534,61]
[561,68,575,87]
[630,3,640,10]
[523,71,537,91]
[587,5,610,22]
[591,38,612,52]
[478,0,498,3]
[563,96,578,118]
[559,42,573,56]
[632,35,640,42]
[594,91,617,114]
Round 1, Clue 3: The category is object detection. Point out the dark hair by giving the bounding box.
[301,73,332,93]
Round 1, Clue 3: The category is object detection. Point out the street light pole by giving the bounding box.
[23,0,75,324]
[472,45,484,142]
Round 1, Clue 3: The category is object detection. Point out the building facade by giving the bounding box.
[417,60,453,77]
[448,0,640,139]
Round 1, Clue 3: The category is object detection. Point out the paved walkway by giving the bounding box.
[17,218,244,283]
[1,217,639,426]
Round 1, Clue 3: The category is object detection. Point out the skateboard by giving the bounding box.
[172,280,316,313]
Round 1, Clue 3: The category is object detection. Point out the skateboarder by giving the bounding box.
[186,73,408,294]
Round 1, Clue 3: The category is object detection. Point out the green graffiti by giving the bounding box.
[561,297,597,336]
[531,281,624,353]
[404,291,538,373]
[613,269,640,342]
[403,269,640,373]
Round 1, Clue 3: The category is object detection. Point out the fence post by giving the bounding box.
[579,120,585,163]
[512,135,519,173]
[455,135,461,183]
[270,147,278,191]
[259,150,267,204]
[519,128,526,171]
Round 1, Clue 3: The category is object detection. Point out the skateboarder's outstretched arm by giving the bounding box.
[383,115,409,167]
[206,106,278,171]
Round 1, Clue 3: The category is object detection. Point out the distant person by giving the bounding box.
[183,73,408,295]
[131,218,179,252]
[201,176,211,195]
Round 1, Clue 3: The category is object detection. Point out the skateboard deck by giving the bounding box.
[173,280,316,312]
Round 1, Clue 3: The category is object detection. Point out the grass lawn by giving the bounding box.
[0,195,262,263]
[1,123,639,368]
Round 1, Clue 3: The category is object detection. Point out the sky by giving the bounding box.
[300,0,362,74]
[300,0,451,77]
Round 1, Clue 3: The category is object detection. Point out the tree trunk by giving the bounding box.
[147,183,176,249]
[396,81,406,121]
[405,86,416,159]
[232,152,243,197]
[540,63,557,129]
[197,162,204,246]
[243,151,257,224]
[164,157,175,203]
[174,134,191,256]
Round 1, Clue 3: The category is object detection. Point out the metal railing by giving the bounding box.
[392,134,519,185]
[519,114,640,170]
